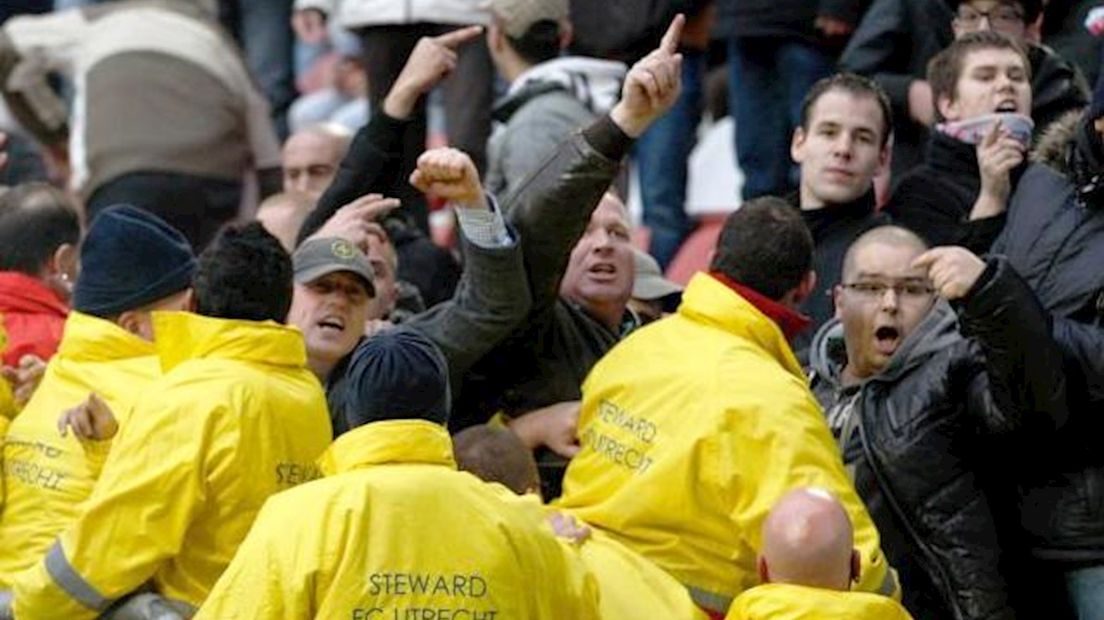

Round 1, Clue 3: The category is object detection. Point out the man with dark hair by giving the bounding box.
[195,328,602,619]
[842,0,1088,184]
[788,73,892,352]
[886,31,1033,253]
[194,224,295,323]
[0,205,196,607]
[11,223,332,619]
[555,197,898,618]
[725,0,866,201]
[483,0,627,198]
[0,183,79,368]
[808,226,1066,618]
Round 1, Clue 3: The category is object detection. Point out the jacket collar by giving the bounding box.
[679,273,806,379]
[57,311,155,362]
[795,188,879,241]
[0,271,68,317]
[709,272,811,341]
[318,420,456,476]
[152,311,308,374]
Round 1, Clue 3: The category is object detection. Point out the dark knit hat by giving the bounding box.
[345,327,451,428]
[73,205,197,317]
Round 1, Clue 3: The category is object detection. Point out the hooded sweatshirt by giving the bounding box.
[485,56,628,198]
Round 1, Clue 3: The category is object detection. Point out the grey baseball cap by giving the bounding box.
[292,237,375,297]
[483,0,569,38]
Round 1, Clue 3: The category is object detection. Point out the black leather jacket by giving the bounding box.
[809,258,1067,619]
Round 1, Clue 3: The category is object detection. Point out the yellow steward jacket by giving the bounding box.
[0,312,158,589]
[555,274,897,615]
[197,420,601,620]
[0,320,14,439]
[12,311,332,619]
[727,584,914,619]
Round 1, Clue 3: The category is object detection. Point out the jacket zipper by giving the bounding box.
[857,391,967,620]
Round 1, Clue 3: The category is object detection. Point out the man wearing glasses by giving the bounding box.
[808,226,1067,619]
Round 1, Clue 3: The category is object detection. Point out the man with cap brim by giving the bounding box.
[197,328,603,620]
[482,0,627,198]
[0,205,196,595]
[629,248,683,324]
[288,235,376,385]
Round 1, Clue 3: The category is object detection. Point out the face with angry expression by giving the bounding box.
[558,194,635,329]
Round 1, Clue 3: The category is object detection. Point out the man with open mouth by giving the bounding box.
[808,225,1067,619]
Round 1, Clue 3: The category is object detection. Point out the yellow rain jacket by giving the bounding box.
[727,584,914,619]
[555,274,897,615]
[197,420,601,620]
[577,531,708,620]
[0,312,159,589]
[0,320,14,439]
[12,311,332,619]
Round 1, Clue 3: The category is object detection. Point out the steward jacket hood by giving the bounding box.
[196,420,602,619]
[727,584,914,620]
[0,312,158,588]
[12,311,331,619]
[556,273,897,615]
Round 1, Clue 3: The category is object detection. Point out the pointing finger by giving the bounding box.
[433,25,484,49]
[659,14,685,55]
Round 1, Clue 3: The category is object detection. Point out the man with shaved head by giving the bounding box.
[282,123,353,199]
[807,227,1067,619]
[726,488,913,619]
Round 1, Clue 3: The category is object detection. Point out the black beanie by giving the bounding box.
[344,327,451,429]
[73,205,197,317]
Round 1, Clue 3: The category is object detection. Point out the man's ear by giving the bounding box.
[558,21,573,50]
[936,94,957,123]
[487,22,505,53]
[50,243,78,279]
[790,126,807,165]
[850,549,861,585]
[116,310,143,338]
[833,284,845,320]
[757,555,771,584]
[794,270,817,307]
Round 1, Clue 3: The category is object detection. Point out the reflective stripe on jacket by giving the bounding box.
[555,273,897,614]
[727,584,913,620]
[12,311,332,619]
[197,420,600,619]
[0,312,157,588]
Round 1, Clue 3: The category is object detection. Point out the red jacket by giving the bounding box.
[0,272,69,367]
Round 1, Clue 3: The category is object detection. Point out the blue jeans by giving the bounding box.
[728,37,835,200]
[1066,565,1104,619]
[220,0,296,140]
[637,49,705,269]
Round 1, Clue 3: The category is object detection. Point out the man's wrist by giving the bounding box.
[609,105,648,138]
[382,85,418,119]
[970,190,1006,220]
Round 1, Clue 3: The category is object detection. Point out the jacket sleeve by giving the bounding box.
[194,499,307,620]
[1050,315,1104,406]
[11,398,210,619]
[958,257,1068,435]
[503,115,630,314]
[884,176,1005,254]
[296,111,409,245]
[407,221,532,398]
[717,371,899,601]
[838,0,913,113]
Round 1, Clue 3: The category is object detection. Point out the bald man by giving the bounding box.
[759,488,859,592]
[282,123,353,198]
[728,488,913,619]
[806,227,1066,619]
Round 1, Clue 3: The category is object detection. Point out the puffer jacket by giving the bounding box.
[808,259,1067,620]
[995,111,1104,562]
[294,0,488,28]
[11,311,332,619]
[196,420,601,619]
[727,584,914,620]
[0,312,158,589]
